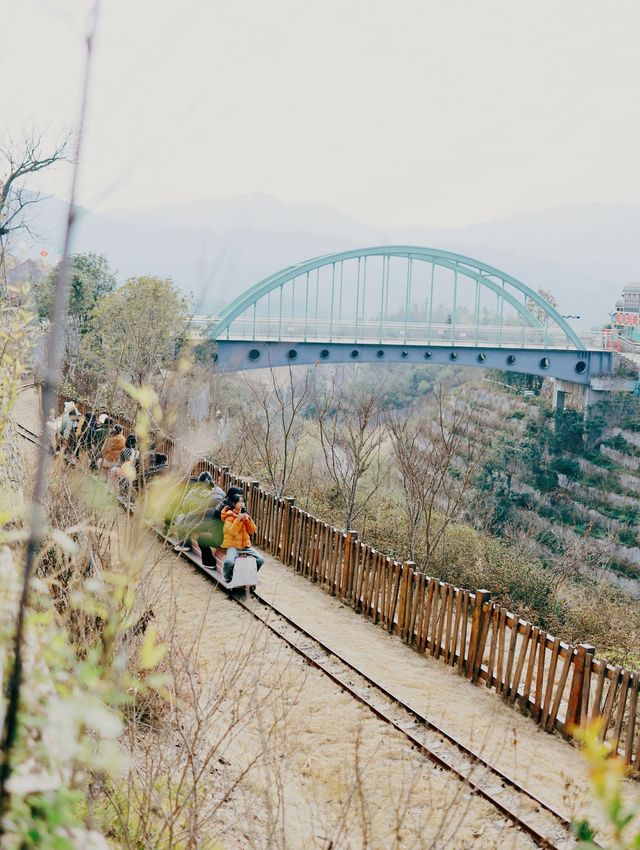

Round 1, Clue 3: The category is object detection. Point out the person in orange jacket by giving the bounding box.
[100,425,126,471]
[221,492,264,581]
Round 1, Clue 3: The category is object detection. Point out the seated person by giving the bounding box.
[221,493,264,582]
[142,452,168,485]
[192,484,245,566]
[173,472,226,553]
[89,415,111,469]
[108,434,140,486]
[100,425,126,471]
[120,433,140,465]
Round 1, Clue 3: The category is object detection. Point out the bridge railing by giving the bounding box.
[72,398,640,769]
[205,316,579,349]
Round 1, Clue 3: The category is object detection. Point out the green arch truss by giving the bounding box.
[212,246,584,350]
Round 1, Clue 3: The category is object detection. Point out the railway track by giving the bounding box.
[15,422,41,446]
[15,418,588,850]
[171,534,585,850]
[234,586,580,850]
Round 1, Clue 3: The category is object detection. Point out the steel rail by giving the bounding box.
[15,423,41,446]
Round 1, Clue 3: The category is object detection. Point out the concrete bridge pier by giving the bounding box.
[552,376,639,411]
[552,379,587,412]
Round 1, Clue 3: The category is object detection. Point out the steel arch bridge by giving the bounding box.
[200,246,611,384]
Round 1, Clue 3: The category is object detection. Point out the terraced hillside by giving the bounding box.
[469,387,640,590]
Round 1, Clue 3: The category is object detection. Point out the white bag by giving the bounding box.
[227,554,259,589]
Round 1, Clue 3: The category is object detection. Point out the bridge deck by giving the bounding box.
[211,338,611,385]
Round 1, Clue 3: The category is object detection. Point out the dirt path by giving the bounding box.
[258,558,594,816]
[12,386,41,467]
[143,535,537,849]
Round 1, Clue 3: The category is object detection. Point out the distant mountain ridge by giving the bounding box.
[15,193,640,327]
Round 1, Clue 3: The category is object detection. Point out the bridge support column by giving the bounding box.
[551,379,587,411]
[553,376,639,411]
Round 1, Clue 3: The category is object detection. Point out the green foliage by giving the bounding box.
[573,722,640,849]
[0,530,124,848]
[586,394,640,447]
[550,456,582,479]
[538,501,579,525]
[603,434,640,458]
[570,487,639,525]
[81,275,189,396]
[536,528,564,553]
[0,287,34,502]
[618,527,639,548]
[582,450,616,470]
[551,408,585,454]
[536,470,559,492]
[474,410,581,529]
[33,253,116,327]
[511,491,535,509]
[0,339,170,846]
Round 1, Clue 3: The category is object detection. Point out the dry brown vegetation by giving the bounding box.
[197,365,640,669]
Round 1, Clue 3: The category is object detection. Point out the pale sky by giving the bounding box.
[2,0,640,227]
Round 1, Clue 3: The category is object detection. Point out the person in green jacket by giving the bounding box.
[170,472,226,554]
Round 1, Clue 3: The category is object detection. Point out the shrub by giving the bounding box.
[512,491,535,509]
[535,470,559,492]
[435,524,564,628]
[551,408,585,454]
[618,527,640,548]
[564,592,640,667]
[603,433,640,457]
[550,457,582,479]
[536,528,564,553]
[582,450,615,470]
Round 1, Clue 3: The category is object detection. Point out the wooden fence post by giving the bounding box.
[341,531,357,600]
[249,480,260,519]
[566,643,596,733]
[282,497,295,564]
[350,533,361,602]
[399,561,416,642]
[280,497,289,562]
[468,589,491,680]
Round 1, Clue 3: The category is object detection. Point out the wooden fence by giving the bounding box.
[72,400,640,772]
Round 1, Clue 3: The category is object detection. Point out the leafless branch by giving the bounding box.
[241,365,310,497]
[387,383,485,564]
[311,368,387,529]
[0,129,70,238]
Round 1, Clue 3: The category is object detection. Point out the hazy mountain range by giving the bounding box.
[15,193,640,329]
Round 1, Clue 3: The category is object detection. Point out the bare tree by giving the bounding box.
[242,365,310,497]
[312,369,387,529]
[525,287,558,324]
[0,130,69,290]
[387,383,485,564]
